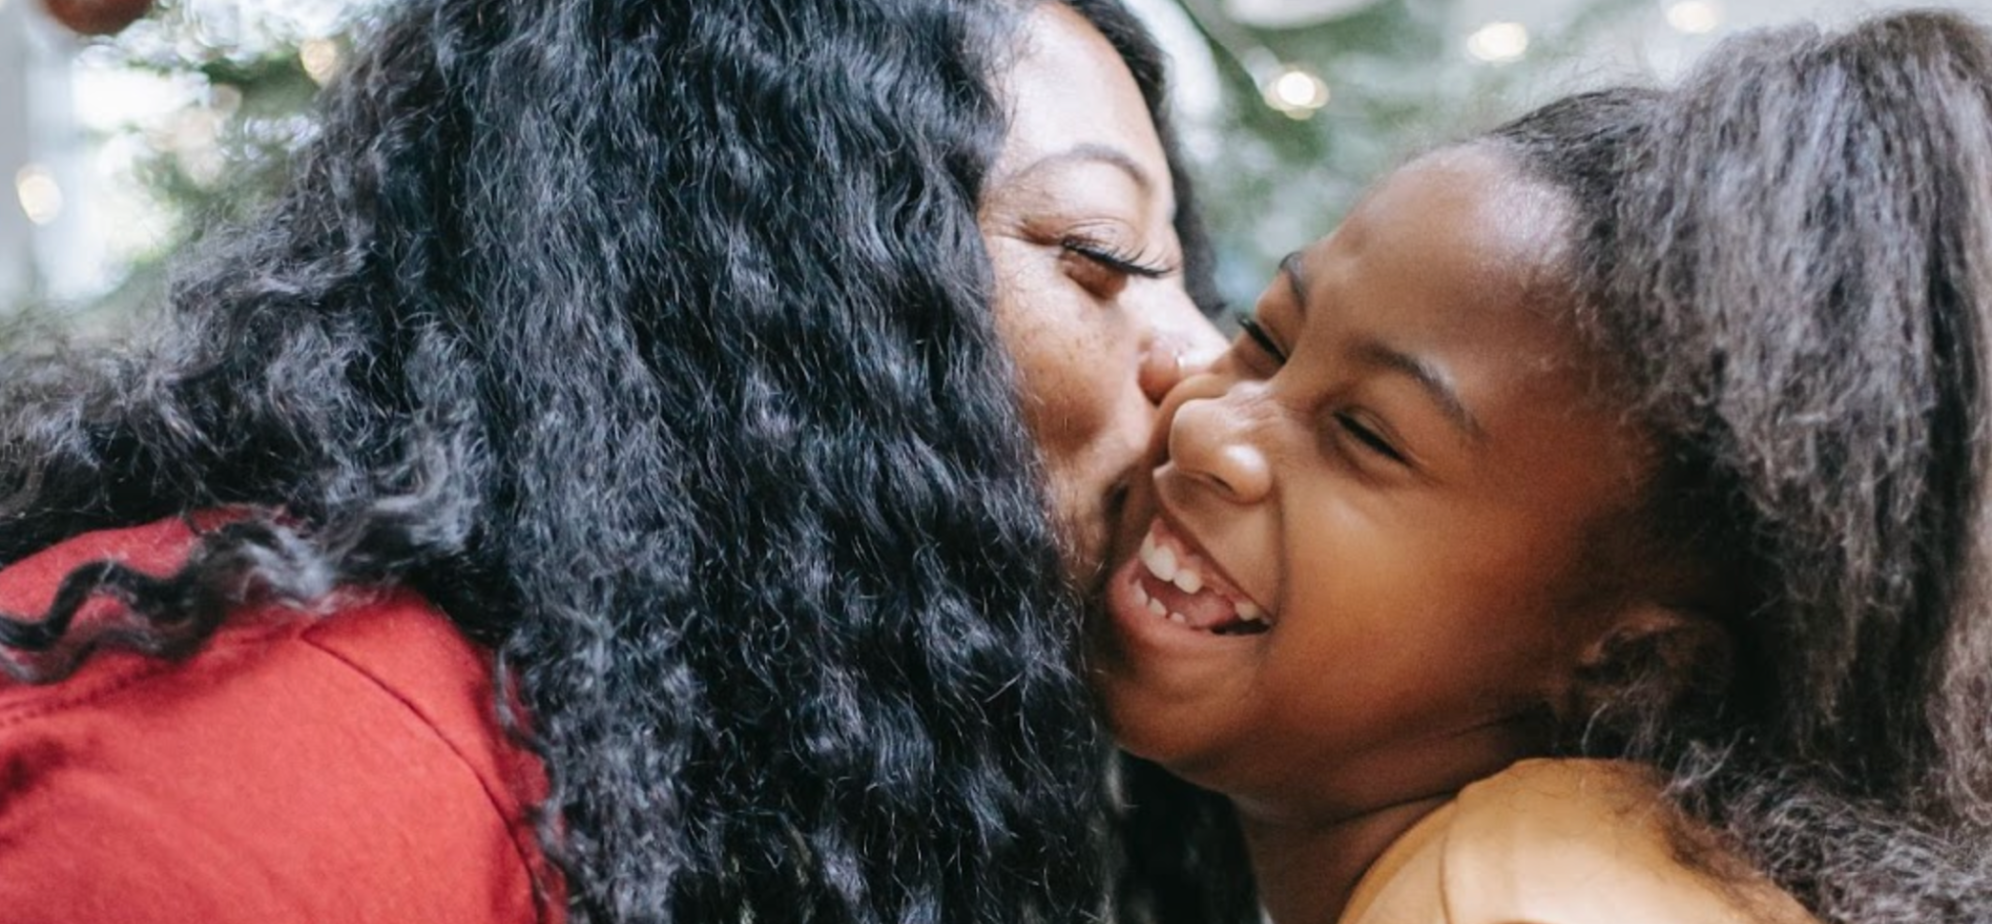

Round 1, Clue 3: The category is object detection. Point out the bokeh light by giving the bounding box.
[1666,0,1724,34]
[299,38,342,84]
[1466,21,1531,64]
[15,165,64,226]
[1263,66,1331,120]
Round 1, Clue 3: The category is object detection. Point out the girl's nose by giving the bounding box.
[1167,392,1272,504]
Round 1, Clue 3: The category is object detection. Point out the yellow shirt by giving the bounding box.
[1340,759,1818,924]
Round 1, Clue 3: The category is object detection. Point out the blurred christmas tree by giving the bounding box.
[1159,0,1644,303]
[19,0,366,323]
[25,0,1645,316]
[105,14,336,235]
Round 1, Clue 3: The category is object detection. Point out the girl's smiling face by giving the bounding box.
[1092,146,1659,825]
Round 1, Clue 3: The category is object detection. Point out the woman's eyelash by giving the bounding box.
[1060,236,1176,279]
[1235,313,1288,363]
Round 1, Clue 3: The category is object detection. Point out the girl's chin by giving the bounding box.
[1090,552,1263,736]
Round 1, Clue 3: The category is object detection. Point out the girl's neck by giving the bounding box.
[1238,795,1451,924]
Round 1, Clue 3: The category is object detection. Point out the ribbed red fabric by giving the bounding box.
[0,515,564,923]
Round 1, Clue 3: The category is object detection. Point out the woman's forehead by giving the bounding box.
[991,4,1172,198]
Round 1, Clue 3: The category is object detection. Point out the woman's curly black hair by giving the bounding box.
[1119,12,1992,924]
[0,1,1218,922]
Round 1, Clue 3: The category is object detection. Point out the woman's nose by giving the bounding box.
[1137,306,1228,405]
[1167,392,1272,504]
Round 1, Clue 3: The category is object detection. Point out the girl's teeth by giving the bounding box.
[1136,523,1273,629]
[1172,568,1203,595]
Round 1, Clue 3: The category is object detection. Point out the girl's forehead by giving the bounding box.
[1291,148,1575,341]
[1348,147,1566,276]
[1278,145,1628,462]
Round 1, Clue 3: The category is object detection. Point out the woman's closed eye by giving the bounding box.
[1061,234,1176,283]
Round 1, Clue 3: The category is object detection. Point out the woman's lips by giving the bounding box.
[1079,476,1135,595]
[1123,518,1271,635]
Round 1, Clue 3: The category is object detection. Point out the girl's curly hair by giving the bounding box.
[1526,14,1992,922]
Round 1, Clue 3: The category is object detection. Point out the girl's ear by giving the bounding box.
[1559,603,1735,734]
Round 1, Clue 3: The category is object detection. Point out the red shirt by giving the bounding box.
[0,515,564,923]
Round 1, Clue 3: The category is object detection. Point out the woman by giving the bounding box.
[0,0,1222,922]
[1104,12,1992,924]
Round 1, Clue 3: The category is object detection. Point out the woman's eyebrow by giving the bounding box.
[1011,143,1154,193]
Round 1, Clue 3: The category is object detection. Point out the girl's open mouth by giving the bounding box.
[1125,519,1273,636]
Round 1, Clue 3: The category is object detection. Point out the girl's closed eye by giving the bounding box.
[1333,411,1410,466]
[1235,313,1288,364]
[1231,311,1411,467]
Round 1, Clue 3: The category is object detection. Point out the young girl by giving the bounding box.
[1096,11,1992,924]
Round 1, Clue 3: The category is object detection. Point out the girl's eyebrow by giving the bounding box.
[1278,249,1485,444]
[1350,341,1486,444]
[1279,251,1309,311]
